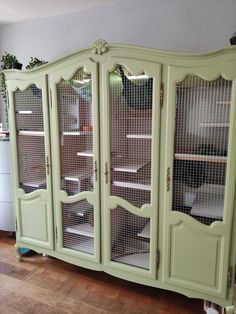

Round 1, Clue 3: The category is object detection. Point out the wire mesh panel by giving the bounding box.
[63,200,94,255]
[172,75,232,225]
[111,206,150,270]
[57,68,93,196]
[57,68,94,254]
[14,85,46,193]
[109,65,153,208]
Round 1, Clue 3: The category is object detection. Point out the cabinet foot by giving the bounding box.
[15,244,22,262]
[224,305,234,314]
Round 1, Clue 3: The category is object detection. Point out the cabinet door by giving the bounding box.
[50,60,100,262]
[101,58,161,278]
[162,65,236,299]
[8,77,54,250]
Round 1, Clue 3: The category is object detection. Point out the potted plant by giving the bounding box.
[25,57,47,97]
[0,52,22,129]
[26,57,47,70]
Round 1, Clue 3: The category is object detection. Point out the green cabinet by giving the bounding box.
[6,40,236,312]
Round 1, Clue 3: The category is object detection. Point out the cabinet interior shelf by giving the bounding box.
[112,160,148,173]
[112,180,151,191]
[65,223,94,238]
[126,134,152,139]
[18,130,44,136]
[137,222,150,239]
[16,111,42,115]
[77,150,94,157]
[65,237,94,255]
[64,201,93,217]
[62,170,92,182]
[114,253,149,269]
[62,131,92,136]
[22,179,46,188]
[199,122,229,127]
[175,153,227,163]
[215,101,231,105]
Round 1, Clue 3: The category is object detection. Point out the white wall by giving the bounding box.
[0,0,236,122]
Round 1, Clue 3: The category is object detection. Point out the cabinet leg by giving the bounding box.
[15,244,22,262]
[223,305,234,314]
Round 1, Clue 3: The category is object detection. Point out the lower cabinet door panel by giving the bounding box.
[18,195,52,248]
[164,219,227,298]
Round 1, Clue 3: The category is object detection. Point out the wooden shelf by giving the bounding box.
[112,180,151,191]
[62,131,92,136]
[62,170,92,182]
[199,122,229,127]
[137,222,150,239]
[127,134,152,139]
[64,201,93,217]
[65,223,94,238]
[114,253,149,269]
[77,150,93,157]
[22,179,46,188]
[64,237,94,255]
[175,153,227,163]
[18,130,44,136]
[112,160,148,173]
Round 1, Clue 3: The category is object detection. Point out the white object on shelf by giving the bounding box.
[127,134,152,139]
[114,253,149,269]
[64,201,93,217]
[77,150,93,157]
[18,130,44,136]
[190,184,224,219]
[112,160,148,173]
[175,153,227,163]
[112,180,151,191]
[65,223,94,238]
[16,110,33,114]
[137,222,150,239]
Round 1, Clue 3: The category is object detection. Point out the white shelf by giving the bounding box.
[77,150,94,157]
[62,170,92,182]
[22,179,46,188]
[112,180,151,191]
[137,222,150,239]
[175,153,227,163]
[65,223,94,238]
[190,184,224,219]
[114,253,149,269]
[64,237,94,255]
[16,110,33,114]
[62,131,92,136]
[18,130,44,136]
[64,201,93,217]
[127,134,152,139]
[200,122,229,127]
[112,160,148,173]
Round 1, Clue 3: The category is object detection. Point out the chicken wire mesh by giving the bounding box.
[63,200,94,255]
[57,68,95,254]
[111,206,150,270]
[173,75,232,225]
[109,65,153,208]
[14,85,46,193]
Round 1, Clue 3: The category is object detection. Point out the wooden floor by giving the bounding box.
[0,231,232,314]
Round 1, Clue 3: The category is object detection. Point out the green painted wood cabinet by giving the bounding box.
[5,40,236,312]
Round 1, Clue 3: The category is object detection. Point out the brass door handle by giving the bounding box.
[94,160,98,182]
[166,167,170,191]
[46,156,50,176]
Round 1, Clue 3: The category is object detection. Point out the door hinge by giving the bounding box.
[227,266,233,287]
[157,249,160,269]
[15,218,18,232]
[55,226,58,242]
[160,83,164,106]
[50,89,52,108]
